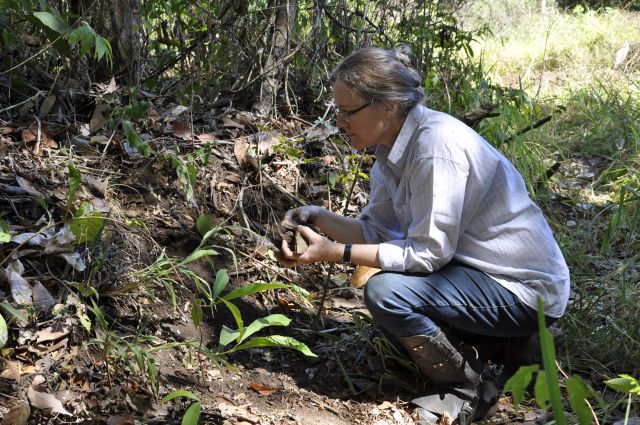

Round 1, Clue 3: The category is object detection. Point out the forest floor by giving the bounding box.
[0,94,567,425]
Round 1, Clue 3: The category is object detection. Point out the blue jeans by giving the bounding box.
[364,262,543,338]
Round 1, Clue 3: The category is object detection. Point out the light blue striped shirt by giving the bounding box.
[358,104,570,318]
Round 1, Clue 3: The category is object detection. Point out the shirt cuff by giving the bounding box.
[377,241,407,271]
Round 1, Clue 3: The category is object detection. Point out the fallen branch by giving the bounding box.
[502,115,552,144]
[0,92,44,114]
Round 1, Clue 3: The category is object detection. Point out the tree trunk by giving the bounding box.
[74,0,142,86]
[253,0,298,116]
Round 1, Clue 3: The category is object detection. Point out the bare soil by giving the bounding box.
[0,106,551,425]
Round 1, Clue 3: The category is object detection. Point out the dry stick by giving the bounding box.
[502,115,552,144]
[34,115,42,155]
[0,91,44,113]
[312,154,364,329]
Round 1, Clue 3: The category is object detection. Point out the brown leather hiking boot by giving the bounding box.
[398,331,491,425]
[397,330,483,387]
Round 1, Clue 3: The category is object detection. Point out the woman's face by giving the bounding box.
[332,80,402,150]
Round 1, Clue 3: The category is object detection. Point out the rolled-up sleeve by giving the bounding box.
[377,156,470,273]
[358,162,404,244]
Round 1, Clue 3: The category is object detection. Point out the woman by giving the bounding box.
[279,46,570,424]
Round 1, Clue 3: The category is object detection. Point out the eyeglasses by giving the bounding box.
[334,101,372,121]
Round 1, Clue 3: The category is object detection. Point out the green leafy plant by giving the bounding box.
[66,163,81,211]
[87,299,163,394]
[504,297,600,425]
[134,219,315,363]
[122,120,153,157]
[169,150,199,202]
[605,375,640,425]
[29,7,112,66]
[70,202,105,245]
[0,218,9,243]
[0,302,28,326]
[161,390,201,425]
[0,313,7,349]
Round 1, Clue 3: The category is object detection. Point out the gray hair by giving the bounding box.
[329,45,425,116]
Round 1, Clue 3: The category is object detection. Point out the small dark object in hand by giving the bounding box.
[279,216,308,255]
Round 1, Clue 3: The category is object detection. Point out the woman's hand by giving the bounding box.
[284,205,322,226]
[278,225,342,267]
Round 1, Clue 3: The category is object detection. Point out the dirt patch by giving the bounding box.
[0,108,547,425]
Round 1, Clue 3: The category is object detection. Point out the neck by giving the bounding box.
[378,115,406,148]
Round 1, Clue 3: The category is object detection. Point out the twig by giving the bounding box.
[503,115,553,144]
[312,154,364,328]
[144,3,234,82]
[237,249,298,284]
[34,115,42,155]
[0,91,44,113]
[238,182,260,231]
[99,130,117,164]
[260,168,309,207]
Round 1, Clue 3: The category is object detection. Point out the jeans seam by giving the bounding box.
[416,300,526,310]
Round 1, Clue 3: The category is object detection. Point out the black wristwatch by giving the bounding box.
[342,243,352,264]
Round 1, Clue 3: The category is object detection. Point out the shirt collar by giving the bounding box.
[375,104,427,170]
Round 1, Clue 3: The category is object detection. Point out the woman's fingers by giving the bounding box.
[280,239,296,258]
[277,240,299,268]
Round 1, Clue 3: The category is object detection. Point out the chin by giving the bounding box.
[349,137,366,150]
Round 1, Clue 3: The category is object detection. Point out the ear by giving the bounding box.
[383,100,401,117]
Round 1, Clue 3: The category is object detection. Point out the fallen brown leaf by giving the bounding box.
[1,135,12,149]
[233,138,249,167]
[249,383,278,396]
[39,94,56,116]
[196,133,217,142]
[171,121,193,140]
[221,116,245,129]
[15,176,43,197]
[7,268,33,305]
[81,175,108,197]
[351,266,381,288]
[1,360,22,380]
[1,400,30,425]
[27,375,72,416]
[104,77,117,94]
[377,401,394,410]
[89,104,108,132]
[20,124,58,155]
[106,415,135,425]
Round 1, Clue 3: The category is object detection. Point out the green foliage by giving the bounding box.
[161,390,201,425]
[504,298,601,425]
[0,219,9,243]
[0,301,28,325]
[168,150,199,202]
[66,163,81,211]
[134,221,315,370]
[0,313,7,349]
[70,202,105,245]
[606,375,640,396]
[33,11,68,34]
[195,214,214,237]
[4,4,114,66]
[504,364,539,407]
[122,120,152,157]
